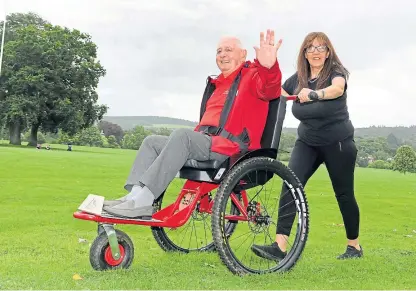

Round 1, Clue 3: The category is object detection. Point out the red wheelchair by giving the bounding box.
[73,95,311,275]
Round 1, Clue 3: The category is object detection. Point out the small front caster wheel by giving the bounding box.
[89,229,134,270]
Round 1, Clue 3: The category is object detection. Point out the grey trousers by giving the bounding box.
[124,128,228,198]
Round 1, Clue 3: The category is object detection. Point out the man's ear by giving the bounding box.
[241,49,247,61]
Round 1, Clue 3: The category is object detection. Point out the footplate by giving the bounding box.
[100,209,163,222]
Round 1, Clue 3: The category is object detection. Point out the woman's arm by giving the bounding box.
[281,87,290,97]
[315,76,346,100]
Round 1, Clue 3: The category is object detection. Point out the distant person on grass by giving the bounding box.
[102,29,283,218]
[251,32,363,260]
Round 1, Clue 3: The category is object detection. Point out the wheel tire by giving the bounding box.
[211,157,310,275]
[151,191,240,253]
[89,229,134,271]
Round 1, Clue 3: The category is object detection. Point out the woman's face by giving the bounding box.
[305,38,329,69]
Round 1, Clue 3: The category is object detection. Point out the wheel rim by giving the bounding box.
[104,244,125,266]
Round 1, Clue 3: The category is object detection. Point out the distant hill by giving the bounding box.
[354,126,416,140]
[103,115,416,142]
[102,116,198,130]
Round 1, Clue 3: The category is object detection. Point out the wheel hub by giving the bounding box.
[247,201,271,228]
[104,244,125,266]
[254,215,271,226]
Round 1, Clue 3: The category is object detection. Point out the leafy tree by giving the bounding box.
[355,136,391,156]
[106,135,120,148]
[156,127,172,136]
[23,130,46,144]
[386,133,401,151]
[121,126,151,150]
[373,150,390,161]
[101,135,109,148]
[0,125,7,140]
[56,132,76,145]
[98,120,124,142]
[0,12,107,145]
[354,136,394,167]
[0,14,39,143]
[368,160,392,170]
[356,156,369,168]
[392,145,416,174]
[279,133,297,152]
[75,126,104,147]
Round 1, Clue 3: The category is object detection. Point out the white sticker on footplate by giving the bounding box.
[78,194,105,216]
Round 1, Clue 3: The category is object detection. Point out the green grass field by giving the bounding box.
[0,143,415,290]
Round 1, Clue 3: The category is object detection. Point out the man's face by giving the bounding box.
[216,38,246,76]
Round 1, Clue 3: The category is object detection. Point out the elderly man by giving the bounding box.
[103,29,283,218]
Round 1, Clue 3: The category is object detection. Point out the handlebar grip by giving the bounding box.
[308,91,319,101]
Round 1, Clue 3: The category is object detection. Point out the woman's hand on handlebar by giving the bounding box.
[285,91,319,102]
[298,88,313,103]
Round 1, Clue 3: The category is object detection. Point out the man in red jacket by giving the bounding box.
[103,29,283,218]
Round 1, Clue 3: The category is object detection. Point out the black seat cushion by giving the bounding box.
[183,159,224,169]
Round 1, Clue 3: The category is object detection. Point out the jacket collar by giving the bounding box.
[213,61,250,85]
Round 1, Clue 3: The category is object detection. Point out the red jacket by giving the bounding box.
[196,59,282,156]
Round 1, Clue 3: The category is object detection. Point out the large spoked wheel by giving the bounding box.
[212,157,309,275]
[90,229,134,271]
[151,177,240,253]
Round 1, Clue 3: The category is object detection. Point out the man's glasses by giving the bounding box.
[305,45,327,53]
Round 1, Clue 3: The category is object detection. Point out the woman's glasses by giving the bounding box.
[305,45,327,53]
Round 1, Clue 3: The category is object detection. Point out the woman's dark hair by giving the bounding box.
[295,32,349,94]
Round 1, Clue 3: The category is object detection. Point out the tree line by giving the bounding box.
[278,132,416,174]
[3,119,413,174]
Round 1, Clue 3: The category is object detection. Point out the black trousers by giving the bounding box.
[277,137,360,240]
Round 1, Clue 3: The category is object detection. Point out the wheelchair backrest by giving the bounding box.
[260,96,287,150]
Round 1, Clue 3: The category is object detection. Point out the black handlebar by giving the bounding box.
[308,91,319,101]
[294,91,320,103]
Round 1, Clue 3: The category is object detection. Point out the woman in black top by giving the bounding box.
[252,32,363,260]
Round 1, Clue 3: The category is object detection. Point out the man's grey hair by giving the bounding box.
[217,36,243,49]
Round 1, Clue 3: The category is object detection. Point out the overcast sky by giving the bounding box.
[1,0,415,128]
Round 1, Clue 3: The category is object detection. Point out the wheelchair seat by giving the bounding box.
[183,159,223,170]
[177,96,288,183]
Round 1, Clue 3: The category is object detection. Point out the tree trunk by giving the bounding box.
[9,122,22,145]
[27,123,40,146]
